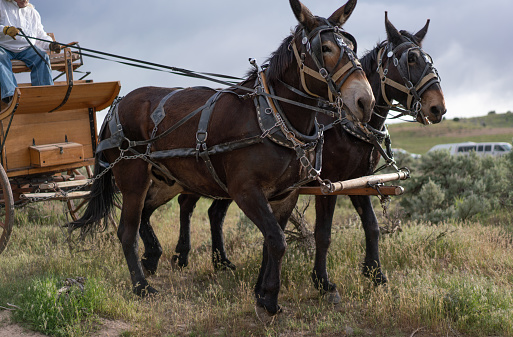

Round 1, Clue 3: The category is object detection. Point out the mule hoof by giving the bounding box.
[323,289,341,304]
[141,259,158,276]
[362,266,388,286]
[142,262,158,277]
[254,305,278,325]
[214,260,237,271]
[134,284,159,298]
[171,255,188,270]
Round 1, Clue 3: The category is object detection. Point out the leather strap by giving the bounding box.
[151,90,182,126]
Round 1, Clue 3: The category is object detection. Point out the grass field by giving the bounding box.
[0,113,512,336]
[388,112,513,155]
[0,195,512,336]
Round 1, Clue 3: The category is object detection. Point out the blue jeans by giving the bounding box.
[0,46,53,100]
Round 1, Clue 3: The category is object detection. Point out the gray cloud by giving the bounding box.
[30,0,513,122]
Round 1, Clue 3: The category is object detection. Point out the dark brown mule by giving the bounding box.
[72,0,374,320]
[138,12,446,301]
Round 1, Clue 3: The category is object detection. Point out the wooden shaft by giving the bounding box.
[298,185,404,196]
[321,171,409,194]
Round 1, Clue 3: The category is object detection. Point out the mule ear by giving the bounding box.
[328,0,357,27]
[414,19,430,45]
[385,11,402,46]
[290,0,317,31]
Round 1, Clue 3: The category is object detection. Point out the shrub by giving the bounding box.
[399,151,513,223]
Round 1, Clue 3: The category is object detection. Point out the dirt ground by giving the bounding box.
[0,310,130,337]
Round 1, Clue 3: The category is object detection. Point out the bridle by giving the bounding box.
[290,18,363,106]
[376,39,441,124]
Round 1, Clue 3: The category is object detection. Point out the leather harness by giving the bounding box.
[375,39,441,124]
[95,21,368,196]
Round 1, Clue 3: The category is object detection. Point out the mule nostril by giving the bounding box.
[357,98,365,112]
[431,105,442,116]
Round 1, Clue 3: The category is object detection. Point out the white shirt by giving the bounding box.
[0,0,50,52]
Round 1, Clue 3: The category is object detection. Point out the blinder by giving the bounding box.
[292,18,362,104]
[339,31,357,54]
[377,38,441,123]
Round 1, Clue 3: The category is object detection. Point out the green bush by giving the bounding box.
[400,150,513,223]
[12,276,110,337]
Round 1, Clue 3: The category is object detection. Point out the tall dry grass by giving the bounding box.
[0,196,512,336]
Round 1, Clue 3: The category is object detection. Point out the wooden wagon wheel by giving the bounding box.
[0,164,14,254]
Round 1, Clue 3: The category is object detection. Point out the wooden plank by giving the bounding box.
[1,109,93,171]
[20,191,90,201]
[16,81,120,114]
[38,179,91,190]
[0,81,120,120]
[297,185,404,196]
[5,159,95,178]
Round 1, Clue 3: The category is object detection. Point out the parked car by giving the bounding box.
[428,142,512,156]
[392,148,421,159]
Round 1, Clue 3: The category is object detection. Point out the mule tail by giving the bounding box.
[68,151,119,235]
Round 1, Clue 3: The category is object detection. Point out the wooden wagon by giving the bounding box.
[0,36,120,254]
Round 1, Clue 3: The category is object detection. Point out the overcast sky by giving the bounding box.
[25,0,513,124]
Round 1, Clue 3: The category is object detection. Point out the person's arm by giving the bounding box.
[31,9,59,52]
[0,3,19,40]
[32,12,60,53]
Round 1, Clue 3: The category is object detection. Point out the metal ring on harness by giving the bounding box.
[118,137,132,152]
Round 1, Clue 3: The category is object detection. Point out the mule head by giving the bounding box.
[381,12,446,124]
[289,0,374,123]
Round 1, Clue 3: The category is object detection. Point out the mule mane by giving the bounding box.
[359,41,385,78]
[245,29,299,85]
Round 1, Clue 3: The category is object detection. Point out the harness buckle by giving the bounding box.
[413,101,422,113]
[196,131,208,143]
[319,68,329,79]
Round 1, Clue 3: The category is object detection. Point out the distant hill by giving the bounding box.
[387,112,513,155]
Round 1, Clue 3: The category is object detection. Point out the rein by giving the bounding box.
[19,33,354,122]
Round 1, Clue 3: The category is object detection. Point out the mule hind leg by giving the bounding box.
[208,199,235,270]
[114,160,156,296]
[232,190,292,317]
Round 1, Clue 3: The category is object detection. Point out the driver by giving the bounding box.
[0,0,61,107]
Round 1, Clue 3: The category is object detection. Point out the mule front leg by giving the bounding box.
[115,161,155,296]
[312,195,340,303]
[118,196,158,296]
[350,195,387,285]
[233,191,287,318]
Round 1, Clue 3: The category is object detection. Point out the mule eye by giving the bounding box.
[408,53,418,63]
[322,45,332,53]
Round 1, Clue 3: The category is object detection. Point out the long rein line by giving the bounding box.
[21,34,344,120]
[19,35,244,84]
